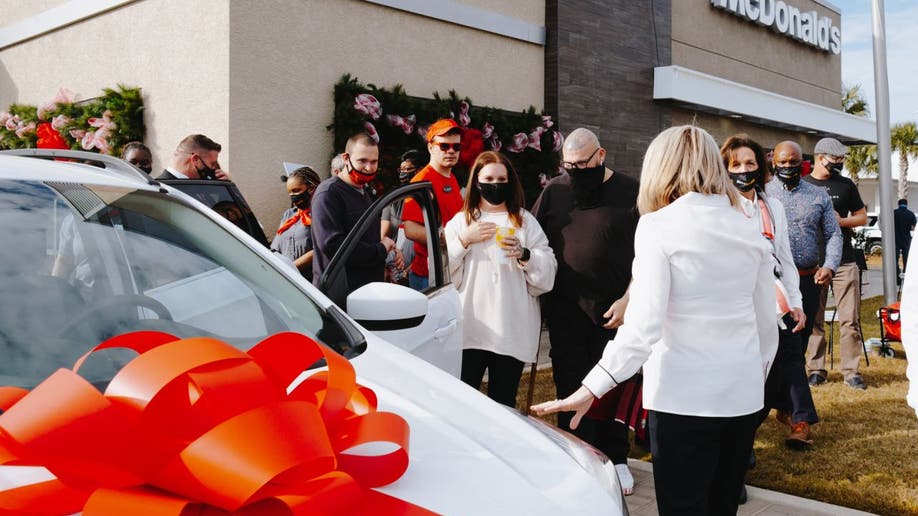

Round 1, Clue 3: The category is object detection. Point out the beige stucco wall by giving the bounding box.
[229,0,545,231]
[672,0,841,109]
[0,0,69,25]
[0,0,230,175]
[459,0,544,26]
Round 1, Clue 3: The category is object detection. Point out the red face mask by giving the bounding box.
[346,158,376,186]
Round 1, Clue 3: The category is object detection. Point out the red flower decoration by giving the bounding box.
[36,122,69,150]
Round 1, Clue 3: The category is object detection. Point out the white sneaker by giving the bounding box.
[614,463,634,496]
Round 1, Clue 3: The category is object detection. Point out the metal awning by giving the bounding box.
[654,65,877,145]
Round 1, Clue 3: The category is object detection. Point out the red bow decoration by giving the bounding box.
[458,128,485,171]
[276,209,312,235]
[35,122,69,150]
[0,331,436,515]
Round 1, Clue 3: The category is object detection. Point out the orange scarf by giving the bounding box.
[276,208,311,235]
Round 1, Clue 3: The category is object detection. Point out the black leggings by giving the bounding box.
[461,349,525,409]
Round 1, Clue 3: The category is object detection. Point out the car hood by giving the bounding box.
[0,336,624,515]
[351,334,624,515]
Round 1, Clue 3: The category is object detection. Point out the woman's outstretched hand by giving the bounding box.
[530,386,596,430]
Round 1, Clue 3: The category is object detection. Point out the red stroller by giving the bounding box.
[875,302,900,358]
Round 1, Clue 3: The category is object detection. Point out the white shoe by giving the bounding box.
[614,463,634,496]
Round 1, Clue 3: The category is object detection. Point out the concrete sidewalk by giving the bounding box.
[623,459,875,516]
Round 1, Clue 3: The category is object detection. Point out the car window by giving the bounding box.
[0,179,359,390]
[161,179,269,247]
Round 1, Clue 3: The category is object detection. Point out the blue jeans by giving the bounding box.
[408,271,428,291]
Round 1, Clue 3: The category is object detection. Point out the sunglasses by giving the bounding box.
[433,143,462,152]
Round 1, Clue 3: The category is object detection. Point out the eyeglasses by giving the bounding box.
[560,148,600,170]
[433,143,462,152]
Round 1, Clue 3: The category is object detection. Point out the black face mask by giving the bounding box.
[825,160,844,176]
[774,165,802,189]
[570,163,605,208]
[290,190,312,210]
[478,182,509,205]
[196,158,217,180]
[398,172,413,183]
[728,169,762,192]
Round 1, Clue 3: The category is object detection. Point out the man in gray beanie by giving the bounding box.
[803,137,869,390]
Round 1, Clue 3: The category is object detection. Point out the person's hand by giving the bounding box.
[814,267,833,286]
[382,236,396,254]
[499,235,525,260]
[214,164,232,181]
[459,221,497,247]
[602,293,629,329]
[835,210,842,224]
[395,249,405,270]
[790,307,806,333]
[530,386,596,430]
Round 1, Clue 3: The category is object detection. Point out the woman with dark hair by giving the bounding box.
[121,141,153,174]
[445,151,557,407]
[380,149,426,240]
[721,134,817,503]
[271,166,321,281]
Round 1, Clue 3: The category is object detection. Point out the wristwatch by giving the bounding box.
[517,247,531,265]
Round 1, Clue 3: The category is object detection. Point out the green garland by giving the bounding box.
[329,74,561,206]
[0,85,145,156]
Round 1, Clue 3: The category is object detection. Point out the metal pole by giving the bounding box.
[871,0,897,305]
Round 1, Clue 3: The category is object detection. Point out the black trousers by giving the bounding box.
[461,349,525,409]
[761,327,819,424]
[798,274,821,349]
[650,410,758,516]
[546,299,630,464]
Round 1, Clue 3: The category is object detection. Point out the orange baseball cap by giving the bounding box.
[426,118,462,142]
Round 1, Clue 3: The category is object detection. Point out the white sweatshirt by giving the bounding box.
[445,209,557,363]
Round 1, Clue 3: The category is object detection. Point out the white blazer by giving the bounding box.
[901,238,918,417]
[582,192,778,417]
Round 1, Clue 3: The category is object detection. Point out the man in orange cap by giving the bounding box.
[402,119,465,290]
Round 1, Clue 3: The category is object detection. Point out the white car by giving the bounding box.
[0,150,626,514]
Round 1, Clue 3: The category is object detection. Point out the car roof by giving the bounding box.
[0,154,158,192]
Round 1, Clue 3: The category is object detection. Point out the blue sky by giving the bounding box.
[836,0,917,125]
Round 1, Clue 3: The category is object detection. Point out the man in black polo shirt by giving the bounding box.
[895,199,916,282]
[532,127,640,495]
[803,138,869,390]
[311,132,397,296]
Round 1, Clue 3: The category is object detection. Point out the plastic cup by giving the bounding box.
[493,226,516,265]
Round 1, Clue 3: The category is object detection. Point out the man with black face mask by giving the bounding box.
[157,134,231,181]
[803,138,869,390]
[765,141,842,393]
[532,127,641,495]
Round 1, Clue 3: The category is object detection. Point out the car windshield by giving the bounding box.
[0,179,355,390]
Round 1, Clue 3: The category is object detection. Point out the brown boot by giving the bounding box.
[775,410,792,426]
[785,422,814,449]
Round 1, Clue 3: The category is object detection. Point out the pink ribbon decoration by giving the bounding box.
[552,131,564,152]
[363,121,380,143]
[481,122,494,140]
[527,126,546,152]
[385,114,416,135]
[506,133,528,153]
[457,101,471,127]
[353,94,382,120]
[542,115,554,128]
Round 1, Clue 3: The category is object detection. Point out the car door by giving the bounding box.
[320,182,462,377]
[160,179,270,248]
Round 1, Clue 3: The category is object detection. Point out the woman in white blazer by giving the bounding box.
[445,151,557,408]
[533,126,777,515]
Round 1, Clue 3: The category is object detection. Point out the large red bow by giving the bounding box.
[0,331,436,515]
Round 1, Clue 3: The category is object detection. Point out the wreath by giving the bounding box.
[0,85,145,157]
[328,75,561,206]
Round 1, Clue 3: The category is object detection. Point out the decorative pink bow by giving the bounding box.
[481,122,494,140]
[87,110,117,133]
[36,88,76,121]
[386,114,416,135]
[552,131,564,152]
[488,136,502,151]
[542,115,554,128]
[81,130,111,154]
[353,94,382,120]
[415,124,430,142]
[457,101,471,127]
[527,126,547,152]
[15,121,36,138]
[4,114,20,131]
[506,133,528,153]
[363,121,380,143]
[51,114,71,130]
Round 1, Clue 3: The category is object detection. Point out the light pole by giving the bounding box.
[871,0,897,304]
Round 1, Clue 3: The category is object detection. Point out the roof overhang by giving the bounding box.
[653,65,876,145]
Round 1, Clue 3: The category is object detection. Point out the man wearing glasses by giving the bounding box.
[802,138,868,390]
[531,127,641,495]
[158,134,231,181]
[402,119,465,291]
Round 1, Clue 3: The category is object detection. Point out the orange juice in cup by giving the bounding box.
[493,226,516,264]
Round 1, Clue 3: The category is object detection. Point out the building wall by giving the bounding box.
[546,0,672,178]
[0,0,69,24]
[0,0,231,177]
[672,0,841,109]
[672,108,823,153]
[229,0,545,229]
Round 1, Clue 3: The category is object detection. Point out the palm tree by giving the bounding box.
[842,83,870,117]
[891,122,918,199]
[846,144,878,185]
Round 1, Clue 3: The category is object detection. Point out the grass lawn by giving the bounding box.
[511,295,917,515]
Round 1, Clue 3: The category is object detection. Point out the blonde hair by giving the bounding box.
[637,125,738,215]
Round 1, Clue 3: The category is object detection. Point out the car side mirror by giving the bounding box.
[346,283,427,331]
